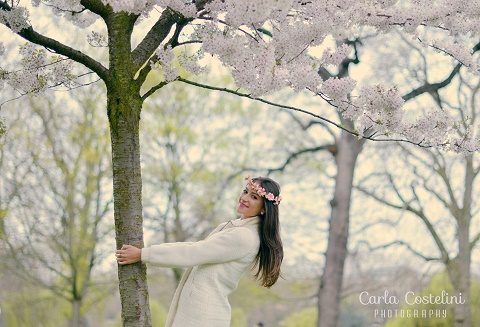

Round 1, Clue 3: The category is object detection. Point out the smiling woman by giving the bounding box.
[115,176,283,327]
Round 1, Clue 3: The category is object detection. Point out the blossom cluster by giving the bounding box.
[152,45,178,82]
[1,0,480,152]
[87,31,108,47]
[3,43,75,94]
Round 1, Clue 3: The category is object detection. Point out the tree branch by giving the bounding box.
[131,8,182,72]
[175,77,442,148]
[356,180,450,263]
[402,41,480,102]
[357,240,441,262]
[141,81,169,101]
[0,1,109,82]
[471,231,480,250]
[265,144,336,173]
[79,0,111,19]
[402,63,461,102]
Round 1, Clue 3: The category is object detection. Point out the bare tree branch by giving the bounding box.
[357,240,441,261]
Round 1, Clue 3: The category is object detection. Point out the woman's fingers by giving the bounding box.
[115,245,140,265]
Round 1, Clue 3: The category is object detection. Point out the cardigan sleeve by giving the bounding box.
[141,227,256,268]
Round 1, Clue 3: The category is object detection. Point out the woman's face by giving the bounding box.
[237,184,264,218]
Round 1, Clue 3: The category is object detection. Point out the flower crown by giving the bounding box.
[245,175,282,205]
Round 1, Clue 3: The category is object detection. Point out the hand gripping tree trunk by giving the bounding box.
[317,125,364,327]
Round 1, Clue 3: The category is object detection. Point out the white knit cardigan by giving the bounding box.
[141,215,261,327]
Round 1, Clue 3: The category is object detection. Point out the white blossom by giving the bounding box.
[87,31,108,47]
[6,43,75,93]
[157,0,197,18]
[178,49,207,75]
[1,0,480,151]
[430,38,479,72]
[0,6,30,33]
[321,77,357,102]
[321,44,352,67]
[152,45,178,82]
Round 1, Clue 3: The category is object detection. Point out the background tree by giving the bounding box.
[355,33,480,326]
[1,86,112,327]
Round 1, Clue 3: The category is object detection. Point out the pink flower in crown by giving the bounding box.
[244,175,282,205]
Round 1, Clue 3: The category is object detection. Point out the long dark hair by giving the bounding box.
[251,176,283,288]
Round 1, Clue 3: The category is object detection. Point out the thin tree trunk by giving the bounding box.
[448,221,471,327]
[317,130,364,327]
[71,299,81,327]
[108,90,151,326]
[448,155,473,327]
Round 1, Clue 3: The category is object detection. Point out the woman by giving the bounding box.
[115,176,283,327]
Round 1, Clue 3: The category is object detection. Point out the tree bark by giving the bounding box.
[108,88,150,326]
[447,155,473,327]
[448,224,471,327]
[71,299,81,327]
[317,130,364,327]
[106,11,152,327]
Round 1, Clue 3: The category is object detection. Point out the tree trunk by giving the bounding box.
[71,299,81,327]
[447,155,473,327]
[448,222,471,327]
[317,130,364,327]
[108,89,151,326]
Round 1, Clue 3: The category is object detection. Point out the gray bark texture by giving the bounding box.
[317,128,364,327]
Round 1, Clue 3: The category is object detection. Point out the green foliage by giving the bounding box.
[231,307,248,327]
[0,116,6,137]
[1,288,70,327]
[280,307,317,327]
[151,299,168,327]
[230,277,278,311]
[385,272,480,326]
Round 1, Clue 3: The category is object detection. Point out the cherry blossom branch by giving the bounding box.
[174,77,440,148]
[141,81,169,101]
[0,72,100,109]
[41,1,87,15]
[79,0,111,18]
[131,8,184,70]
[197,16,260,43]
[1,57,71,75]
[0,1,108,81]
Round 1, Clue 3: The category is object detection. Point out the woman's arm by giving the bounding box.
[116,227,256,268]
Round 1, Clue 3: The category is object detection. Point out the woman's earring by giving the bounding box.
[261,211,264,215]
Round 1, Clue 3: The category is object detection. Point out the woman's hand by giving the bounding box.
[115,244,141,265]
